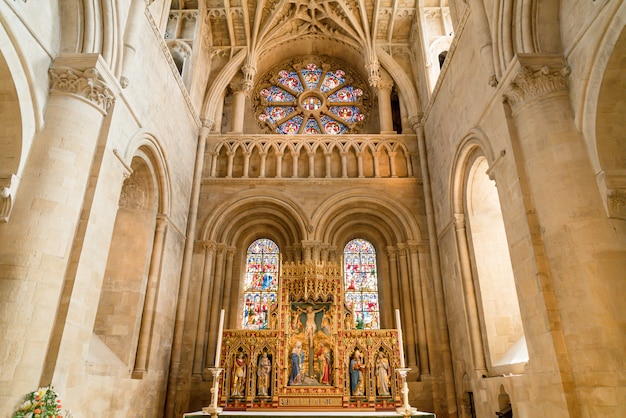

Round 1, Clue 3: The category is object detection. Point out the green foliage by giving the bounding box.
[13,386,64,418]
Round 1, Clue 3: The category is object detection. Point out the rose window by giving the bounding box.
[255,62,368,135]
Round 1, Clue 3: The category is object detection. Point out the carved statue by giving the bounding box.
[231,352,247,397]
[375,350,391,396]
[289,341,305,385]
[349,348,365,396]
[257,352,271,396]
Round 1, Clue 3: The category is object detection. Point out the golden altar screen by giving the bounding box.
[215,261,403,411]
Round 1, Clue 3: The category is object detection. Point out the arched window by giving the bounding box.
[467,157,527,368]
[241,239,280,330]
[343,239,380,329]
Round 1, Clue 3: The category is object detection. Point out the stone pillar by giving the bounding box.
[340,152,348,178]
[193,241,216,376]
[226,151,235,178]
[356,151,364,178]
[372,151,381,178]
[291,151,299,178]
[229,83,247,134]
[133,214,169,378]
[376,78,395,134]
[242,151,250,178]
[166,120,213,417]
[502,55,625,417]
[388,151,397,178]
[0,54,118,414]
[453,214,487,372]
[259,152,267,178]
[397,244,417,368]
[307,152,315,178]
[324,152,332,178]
[408,241,430,375]
[386,247,401,311]
[276,152,283,178]
[209,151,218,178]
[205,244,226,369]
[222,247,236,325]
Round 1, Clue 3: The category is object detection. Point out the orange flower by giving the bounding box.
[34,408,41,414]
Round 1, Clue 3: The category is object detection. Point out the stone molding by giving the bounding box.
[503,55,570,110]
[0,174,19,223]
[607,188,626,220]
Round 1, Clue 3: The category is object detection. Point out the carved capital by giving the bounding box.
[503,63,570,109]
[49,66,116,113]
[241,63,257,94]
[454,213,466,230]
[386,246,397,259]
[366,61,380,86]
[607,189,626,220]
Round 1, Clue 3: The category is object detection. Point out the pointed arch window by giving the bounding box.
[241,239,280,330]
[344,239,380,329]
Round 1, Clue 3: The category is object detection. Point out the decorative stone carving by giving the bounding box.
[49,67,115,113]
[503,64,570,109]
[607,189,626,220]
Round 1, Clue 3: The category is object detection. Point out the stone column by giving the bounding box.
[397,244,417,368]
[372,151,381,178]
[0,54,118,413]
[386,247,401,311]
[324,152,332,178]
[242,151,251,178]
[356,151,364,178]
[291,151,299,178]
[226,151,235,178]
[133,214,170,378]
[408,241,430,375]
[453,214,487,372]
[502,55,625,417]
[307,152,315,178]
[340,152,348,178]
[376,78,395,134]
[259,151,267,178]
[276,152,283,178]
[166,120,213,417]
[192,241,216,376]
[388,151,397,178]
[229,82,247,134]
[205,244,226,370]
[222,247,236,325]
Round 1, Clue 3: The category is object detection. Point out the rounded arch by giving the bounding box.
[579,6,626,218]
[312,188,422,245]
[201,189,309,244]
[122,131,172,216]
[376,46,421,118]
[450,129,497,215]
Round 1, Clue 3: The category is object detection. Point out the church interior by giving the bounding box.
[0,1,624,417]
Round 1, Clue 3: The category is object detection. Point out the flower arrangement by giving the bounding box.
[13,386,67,418]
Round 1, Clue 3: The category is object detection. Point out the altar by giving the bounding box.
[200,261,434,417]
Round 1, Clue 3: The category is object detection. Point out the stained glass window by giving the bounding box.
[241,239,279,330]
[256,63,366,135]
[344,239,380,329]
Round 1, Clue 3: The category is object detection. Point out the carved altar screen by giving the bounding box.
[217,260,403,412]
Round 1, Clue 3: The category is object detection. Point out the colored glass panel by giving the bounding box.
[263,106,296,123]
[320,115,347,134]
[261,86,296,103]
[328,86,363,103]
[242,239,279,330]
[278,70,304,93]
[329,105,363,123]
[301,64,323,90]
[277,114,304,134]
[344,239,380,329]
[320,70,346,92]
[303,117,321,134]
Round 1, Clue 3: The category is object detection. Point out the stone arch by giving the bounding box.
[201,189,309,244]
[580,6,626,219]
[376,47,421,118]
[0,22,39,221]
[94,146,165,371]
[450,131,527,373]
[512,0,562,55]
